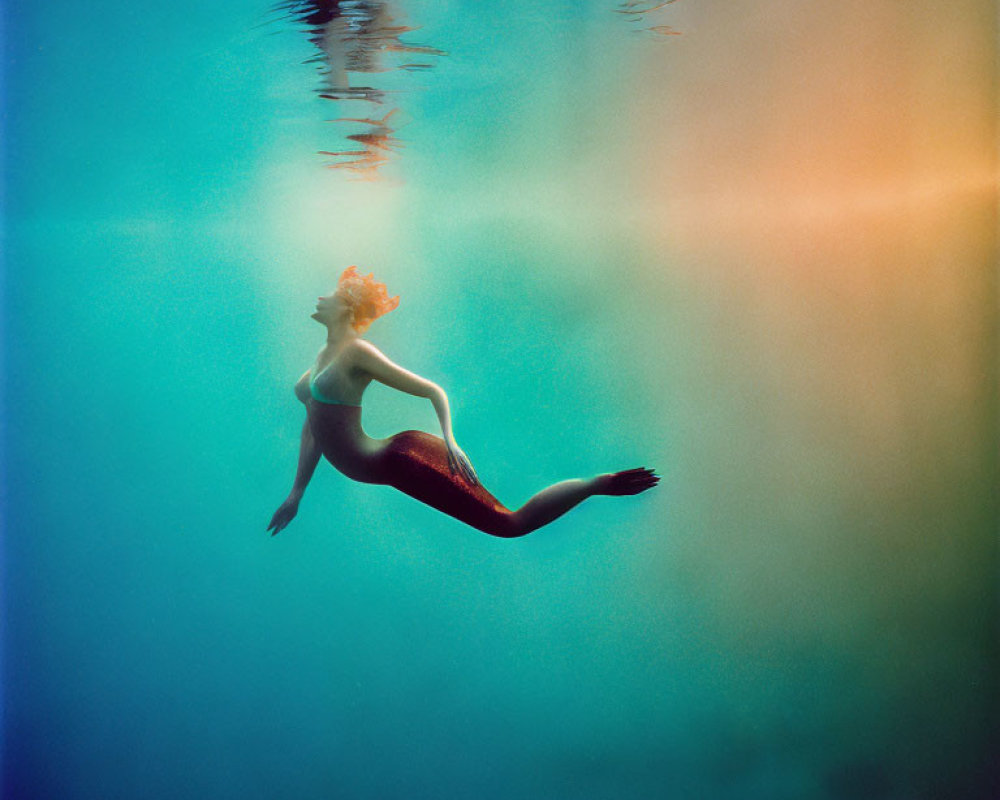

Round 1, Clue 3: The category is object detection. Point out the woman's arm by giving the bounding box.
[350,340,478,484]
[268,416,321,535]
[351,340,454,437]
[290,418,321,497]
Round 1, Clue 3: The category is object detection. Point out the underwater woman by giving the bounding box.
[267,266,659,538]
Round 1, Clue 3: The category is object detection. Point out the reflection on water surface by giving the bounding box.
[273,1,680,177]
[616,0,681,37]
[275,0,679,180]
[276,0,444,177]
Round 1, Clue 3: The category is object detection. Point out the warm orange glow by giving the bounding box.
[644,171,997,256]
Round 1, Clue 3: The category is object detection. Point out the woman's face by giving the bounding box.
[312,291,353,325]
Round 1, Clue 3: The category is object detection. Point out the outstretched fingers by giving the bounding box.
[452,455,479,485]
[446,443,480,486]
[267,502,297,536]
[460,456,480,486]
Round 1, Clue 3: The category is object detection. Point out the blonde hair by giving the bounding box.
[336,265,400,333]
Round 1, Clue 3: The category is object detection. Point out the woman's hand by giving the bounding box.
[267,492,301,536]
[445,438,480,486]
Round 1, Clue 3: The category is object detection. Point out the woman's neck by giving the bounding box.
[325,324,358,347]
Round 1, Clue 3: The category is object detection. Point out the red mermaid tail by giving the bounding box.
[309,402,658,538]
[308,403,515,536]
[379,430,513,536]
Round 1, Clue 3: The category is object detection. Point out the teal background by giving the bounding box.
[3,2,997,798]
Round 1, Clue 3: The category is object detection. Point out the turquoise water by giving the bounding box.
[4,2,996,798]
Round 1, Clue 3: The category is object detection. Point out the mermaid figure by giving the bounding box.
[267,266,660,538]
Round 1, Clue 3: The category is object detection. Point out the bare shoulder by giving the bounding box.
[348,338,382,356]
[344,338,435,397]
[346,338,389,368]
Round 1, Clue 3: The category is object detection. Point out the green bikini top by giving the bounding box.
[309,364,362,407]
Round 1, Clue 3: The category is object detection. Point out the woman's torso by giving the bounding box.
[296,341,386,482]
[302,341,373,406]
